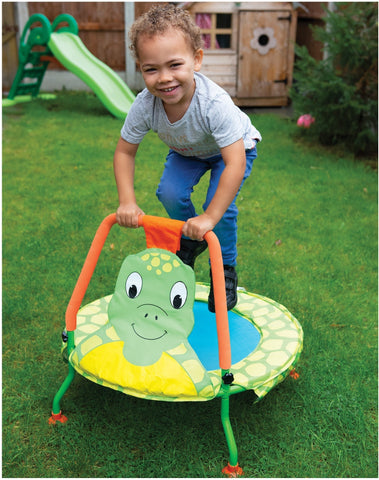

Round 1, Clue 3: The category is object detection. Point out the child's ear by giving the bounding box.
[194,48,203,72]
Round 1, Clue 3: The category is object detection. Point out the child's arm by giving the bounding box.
[113,137,145,227]
[182,138,246,241]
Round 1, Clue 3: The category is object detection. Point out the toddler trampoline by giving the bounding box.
[49,214,303,476]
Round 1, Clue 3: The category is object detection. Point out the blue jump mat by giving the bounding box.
[188,300,261,371]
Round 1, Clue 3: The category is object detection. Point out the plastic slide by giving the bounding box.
[48,32,135,119]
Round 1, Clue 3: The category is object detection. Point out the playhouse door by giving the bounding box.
[237,10,293,103]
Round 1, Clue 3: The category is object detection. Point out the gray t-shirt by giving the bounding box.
[121,72,262,159]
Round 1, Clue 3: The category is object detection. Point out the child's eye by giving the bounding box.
[143,66,157,73]
[171,63,182,68]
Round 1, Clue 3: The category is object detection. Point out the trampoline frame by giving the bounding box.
[49,214,293,476]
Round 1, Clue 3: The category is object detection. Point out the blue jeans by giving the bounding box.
[156,147,257,266]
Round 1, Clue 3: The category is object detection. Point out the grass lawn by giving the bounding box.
[2,91,378,478]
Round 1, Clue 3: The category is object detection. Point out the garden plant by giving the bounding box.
[291,2,378,156]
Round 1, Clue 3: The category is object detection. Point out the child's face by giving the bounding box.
[136,28,203,109]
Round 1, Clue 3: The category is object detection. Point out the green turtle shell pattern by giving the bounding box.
[64,284,302,402]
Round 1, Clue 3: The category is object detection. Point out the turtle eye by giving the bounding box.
[170,281,187,309]
[125,272,142,298]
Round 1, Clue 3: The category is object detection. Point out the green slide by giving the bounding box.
[5,14,135,118]
[48,32,135,119]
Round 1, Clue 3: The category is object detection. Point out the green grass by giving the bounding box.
[2,92,378,478]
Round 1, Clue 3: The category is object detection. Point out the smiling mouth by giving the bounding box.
[160,86,178,93]
[131,323,167,341]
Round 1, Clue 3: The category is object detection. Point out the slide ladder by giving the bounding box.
[6,13,135,118]
[7,14,53,99]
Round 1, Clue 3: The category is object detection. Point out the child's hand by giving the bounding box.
[116,203,145,228]
[182,214,216,241]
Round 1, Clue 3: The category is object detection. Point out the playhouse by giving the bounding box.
[185,2,298,106]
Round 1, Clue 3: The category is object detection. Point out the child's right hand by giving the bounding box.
[116,203,145,228]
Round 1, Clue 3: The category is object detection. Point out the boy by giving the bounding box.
[114,4,261,312]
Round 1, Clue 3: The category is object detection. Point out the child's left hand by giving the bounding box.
[182,213,216,241]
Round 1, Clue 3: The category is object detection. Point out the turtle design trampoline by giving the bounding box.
[49,214,303,476]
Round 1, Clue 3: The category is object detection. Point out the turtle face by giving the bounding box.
[108,248,195,366]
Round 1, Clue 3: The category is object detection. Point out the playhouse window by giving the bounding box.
[195,13,232,49]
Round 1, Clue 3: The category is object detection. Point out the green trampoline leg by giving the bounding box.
[48,363,75,424]
[221,393,244,477]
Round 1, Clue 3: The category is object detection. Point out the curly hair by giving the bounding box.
[129,4,203,59]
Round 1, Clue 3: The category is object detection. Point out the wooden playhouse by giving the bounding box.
[185,2,297,107]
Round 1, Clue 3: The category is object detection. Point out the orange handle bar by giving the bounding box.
[65,214,231,370]
[65,213,117,332]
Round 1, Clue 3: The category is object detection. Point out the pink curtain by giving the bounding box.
[195,14,220,49]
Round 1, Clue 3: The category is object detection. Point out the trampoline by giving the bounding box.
[49,214,303,476]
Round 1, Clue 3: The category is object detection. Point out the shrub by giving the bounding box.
[290,2,378,156]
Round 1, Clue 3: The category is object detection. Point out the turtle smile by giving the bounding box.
[131,323,168,341]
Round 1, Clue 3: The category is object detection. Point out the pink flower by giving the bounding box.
[297,114,315,128]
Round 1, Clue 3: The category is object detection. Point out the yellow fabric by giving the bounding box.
[79,341,198,397]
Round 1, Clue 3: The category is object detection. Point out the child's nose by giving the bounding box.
[158,68,173,83]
